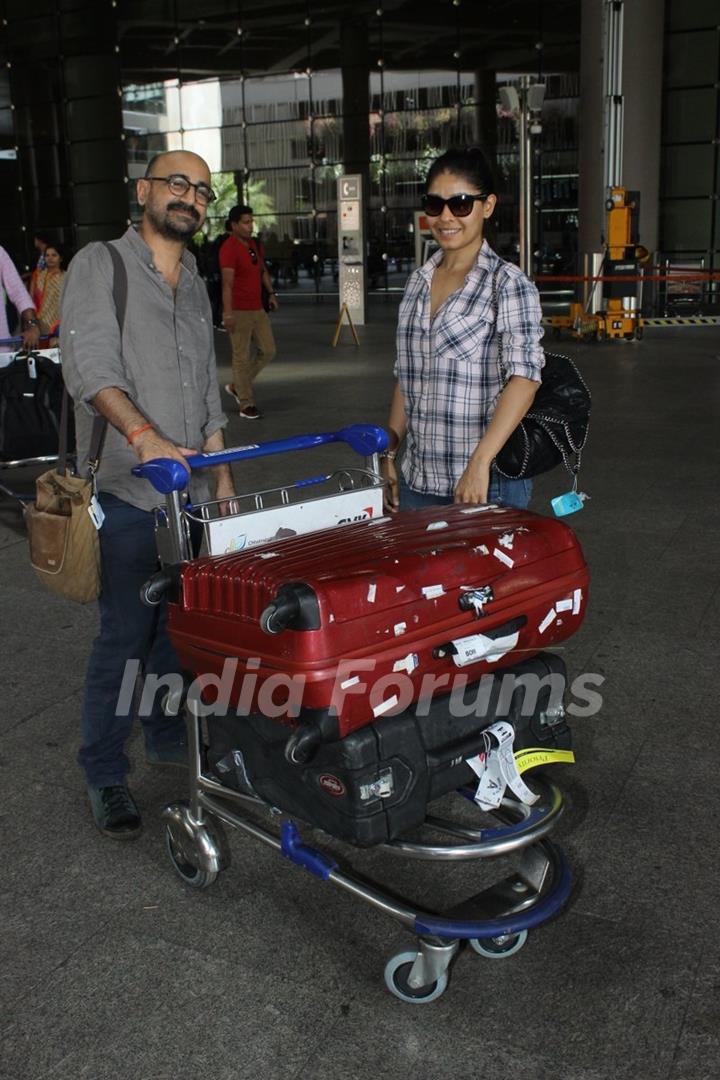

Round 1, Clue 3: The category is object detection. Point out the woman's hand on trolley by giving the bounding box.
[454,454,491,506]
[381,457,400,514]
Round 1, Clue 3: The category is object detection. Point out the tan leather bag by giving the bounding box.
[25,468,100,604]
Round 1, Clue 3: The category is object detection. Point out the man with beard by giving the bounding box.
[60,150,236,839]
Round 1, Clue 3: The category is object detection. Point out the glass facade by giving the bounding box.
[121,68,580,295]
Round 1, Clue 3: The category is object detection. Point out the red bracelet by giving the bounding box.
[127,422,153,445]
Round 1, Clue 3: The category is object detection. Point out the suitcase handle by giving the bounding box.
[432,615,527,659]
[131,424,389,494]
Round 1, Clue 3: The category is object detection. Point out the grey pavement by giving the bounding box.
[1,303,719,1080]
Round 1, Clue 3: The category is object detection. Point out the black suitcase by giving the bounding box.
[205,652,573,847]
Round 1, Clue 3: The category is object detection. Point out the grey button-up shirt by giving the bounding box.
[60,227,227,512]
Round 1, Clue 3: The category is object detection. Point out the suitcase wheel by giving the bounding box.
[383,950,449,1005]
[468,929,528,958]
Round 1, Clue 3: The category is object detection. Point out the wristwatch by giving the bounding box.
[380,449,397,461]
[23,318,39,328]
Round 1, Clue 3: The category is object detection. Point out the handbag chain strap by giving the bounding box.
[490,262,506,384]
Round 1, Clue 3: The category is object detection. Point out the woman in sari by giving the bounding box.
[30,244,66,338]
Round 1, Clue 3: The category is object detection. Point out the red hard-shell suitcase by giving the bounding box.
[168,503,589,740]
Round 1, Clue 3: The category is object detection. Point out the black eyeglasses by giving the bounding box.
[145,174,217,205]
[421,193,488,218]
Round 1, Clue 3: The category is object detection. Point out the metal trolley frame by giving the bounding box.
[136,425,575,1005]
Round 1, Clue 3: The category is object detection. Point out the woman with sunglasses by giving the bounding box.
[382,147,544,512]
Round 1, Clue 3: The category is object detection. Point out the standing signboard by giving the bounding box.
[337,174,366,325]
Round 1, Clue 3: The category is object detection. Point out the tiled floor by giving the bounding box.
[2,303,718,1080]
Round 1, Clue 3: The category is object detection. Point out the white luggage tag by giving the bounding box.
[451,630,520,668]
[88,496,105,530]
[467,722,539,811]
[88,487,105,531]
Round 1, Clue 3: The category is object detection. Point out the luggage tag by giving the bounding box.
[88,496,105,530]
[466,722,539,811]
[88,477,105,531]
[551,476,590,518]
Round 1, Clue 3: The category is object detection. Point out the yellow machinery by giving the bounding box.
[548,187,646,342]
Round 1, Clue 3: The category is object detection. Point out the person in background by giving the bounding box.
[30,243,66,337]
[32,231,53,271]
[382,146,544,513]
[0,245,41,348]
[220,204,279,420]
[60,149,236,841]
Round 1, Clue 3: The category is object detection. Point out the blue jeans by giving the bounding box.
[79,494,183,788]
[399,472,533,511]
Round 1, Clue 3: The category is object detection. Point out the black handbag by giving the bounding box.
[491,265,591,480]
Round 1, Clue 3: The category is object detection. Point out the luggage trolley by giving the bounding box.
[135,425,576,1005]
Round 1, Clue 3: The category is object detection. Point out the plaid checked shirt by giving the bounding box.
[395,240,544,496]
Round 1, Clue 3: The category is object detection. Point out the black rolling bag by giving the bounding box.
[205,652,573,848]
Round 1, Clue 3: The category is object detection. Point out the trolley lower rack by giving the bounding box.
[162,716,572,1005]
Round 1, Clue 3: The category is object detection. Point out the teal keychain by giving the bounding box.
[551,475,590,517]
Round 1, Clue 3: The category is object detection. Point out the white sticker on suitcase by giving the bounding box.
[422,584,445,599]
[493,548,514,568]
[372,694,399,718]
[555,598,573,612]
[450,630,520,667]
[367,583,377,603]
[393,653,419,674]
[539,608,557,633]
[572,588,583,615]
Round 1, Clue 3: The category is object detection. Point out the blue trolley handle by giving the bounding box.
[131,422,389,494]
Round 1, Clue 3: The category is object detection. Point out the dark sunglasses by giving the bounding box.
[421,193,488,218]
[145,173,216,205]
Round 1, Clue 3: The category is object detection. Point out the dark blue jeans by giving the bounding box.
[399,471,533,511]
[79,493,183,788]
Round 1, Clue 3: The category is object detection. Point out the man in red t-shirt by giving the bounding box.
[219,204,279,419]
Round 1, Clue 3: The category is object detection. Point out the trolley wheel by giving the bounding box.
[468,929,528,959]
[384,951,449,1005]
[165,824,218,889]
[634,325,644,340]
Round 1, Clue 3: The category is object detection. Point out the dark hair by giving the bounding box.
[33,231,54,246]
[227,204,253,222]
[425,147,496,196]
[44,242,65,263]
